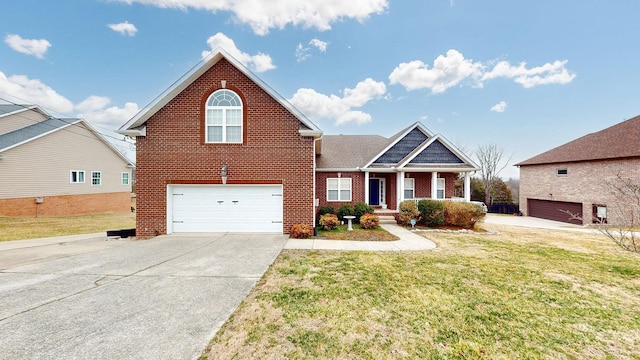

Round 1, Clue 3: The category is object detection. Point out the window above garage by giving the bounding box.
[205,89,243,143]
[557,168,568,176]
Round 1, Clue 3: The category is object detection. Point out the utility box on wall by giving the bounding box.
[35,197,44,204]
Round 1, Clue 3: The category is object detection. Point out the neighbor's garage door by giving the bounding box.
[527,199,582,225]
[169,185,283,233]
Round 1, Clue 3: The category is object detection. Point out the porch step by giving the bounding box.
[378,215,397,224]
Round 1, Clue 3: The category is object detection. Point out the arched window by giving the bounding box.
[205,89,243,143]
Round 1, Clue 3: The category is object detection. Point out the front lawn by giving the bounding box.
[202,224,640,359]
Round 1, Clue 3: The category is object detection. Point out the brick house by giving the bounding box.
[516,115,640,225]
[119,49,478,236]
[0,104,134,216]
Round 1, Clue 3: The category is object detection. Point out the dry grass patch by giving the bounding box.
[202,225,640,359]
[0,212,135,242]
[316,224,399,241]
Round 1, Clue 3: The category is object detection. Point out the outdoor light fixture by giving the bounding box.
[221,165,228,185]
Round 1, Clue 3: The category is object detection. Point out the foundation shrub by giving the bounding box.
[290,224,313,239]
[353,202,375,223]
[319,213,340,231]
[418,199,445,227]
[318,205,335,216]
[398,200,421,226]
[359,213,380,229]
[443,201,486,229]
[336,204,355,222]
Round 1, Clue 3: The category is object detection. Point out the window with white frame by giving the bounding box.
[91,171,101,186]
[70,170,85,183]
[437,178,445,199]
[121,172,130,185]
[327,178,352,201]
[404,178,414,199]
[205,89,243,143]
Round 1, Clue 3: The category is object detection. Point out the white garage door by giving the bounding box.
[169,185,283,233]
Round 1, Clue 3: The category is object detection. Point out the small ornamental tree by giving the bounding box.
[398,200,421,226]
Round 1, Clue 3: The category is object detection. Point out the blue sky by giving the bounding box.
[2,0,639,178]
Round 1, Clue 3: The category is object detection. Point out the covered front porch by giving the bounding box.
[364,169,473,211]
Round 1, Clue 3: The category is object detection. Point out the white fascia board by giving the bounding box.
[116,126,146,137]
[299,129,323,138]
[433,133,480,170]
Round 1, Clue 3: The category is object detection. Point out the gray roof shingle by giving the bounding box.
[0,118,77,151]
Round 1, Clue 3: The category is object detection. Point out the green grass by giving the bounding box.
[0,212,135,242]
[203,224,640,359]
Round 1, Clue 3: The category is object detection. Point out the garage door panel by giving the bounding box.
[170,185,283,233]
[528,199,582,225]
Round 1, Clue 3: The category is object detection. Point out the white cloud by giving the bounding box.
[108,21,138,36]
[0,71,73,112]
[389,49,576,93]
[4,34,51,59]
[309,38,328,53]
[388,49,483,93]
[482,60,576,88]
[288,78,386,125]
[115,0,388,35]
[296,38,329,62]
[295,43,311,62]
[490,101,507,113]
[202,32,275,72]
[76,98,140,129]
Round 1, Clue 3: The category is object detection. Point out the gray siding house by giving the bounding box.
[0,104,134,216]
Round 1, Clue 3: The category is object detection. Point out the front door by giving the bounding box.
[369,178,385,206]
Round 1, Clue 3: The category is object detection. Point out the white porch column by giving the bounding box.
[431,171,438,199]
[364,171,370,205]
[397,171,403,207]
[464,172,471,202]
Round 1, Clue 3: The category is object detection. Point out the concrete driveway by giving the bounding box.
[0,233,287,359]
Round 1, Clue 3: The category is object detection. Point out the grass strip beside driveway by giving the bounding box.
[203,224,640,359]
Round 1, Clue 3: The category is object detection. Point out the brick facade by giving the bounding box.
[0,192,130,217]
[135,58,315,237]
[519,158,640,225]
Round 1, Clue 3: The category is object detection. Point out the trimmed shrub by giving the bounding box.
[353,202,375,223]
[443,201,486,229]
[319,213,340,231]
[290,224,313,239]
[336,203,355,222]
[360,213,380,229]
[418,199,445,227]
[398,200,421,226]
[318,205,335,216]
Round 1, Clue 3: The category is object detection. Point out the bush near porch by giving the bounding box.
[399,200,485,230]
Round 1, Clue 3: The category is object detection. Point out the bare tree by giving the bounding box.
[475,143,512,205]
[559,172,639,253]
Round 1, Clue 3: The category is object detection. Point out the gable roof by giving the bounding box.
[0,117,133,166]
[117,48,321,138]
[317,122,479,171]
[0,104,50,118]
[516,114,640,166]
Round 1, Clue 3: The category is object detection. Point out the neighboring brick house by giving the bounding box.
[0,104,134,216]
[516,115,640,225]
[118,49,478,236]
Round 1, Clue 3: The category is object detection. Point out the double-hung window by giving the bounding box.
[70,170,85,183]
[121,172,130,185]
[91,171,101,186]
[205,89,243,143]
[404,178,414,199]
[327,178,352,201]
[437,178,445,199]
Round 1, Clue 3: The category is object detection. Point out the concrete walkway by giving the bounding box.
[285,223,436,251]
